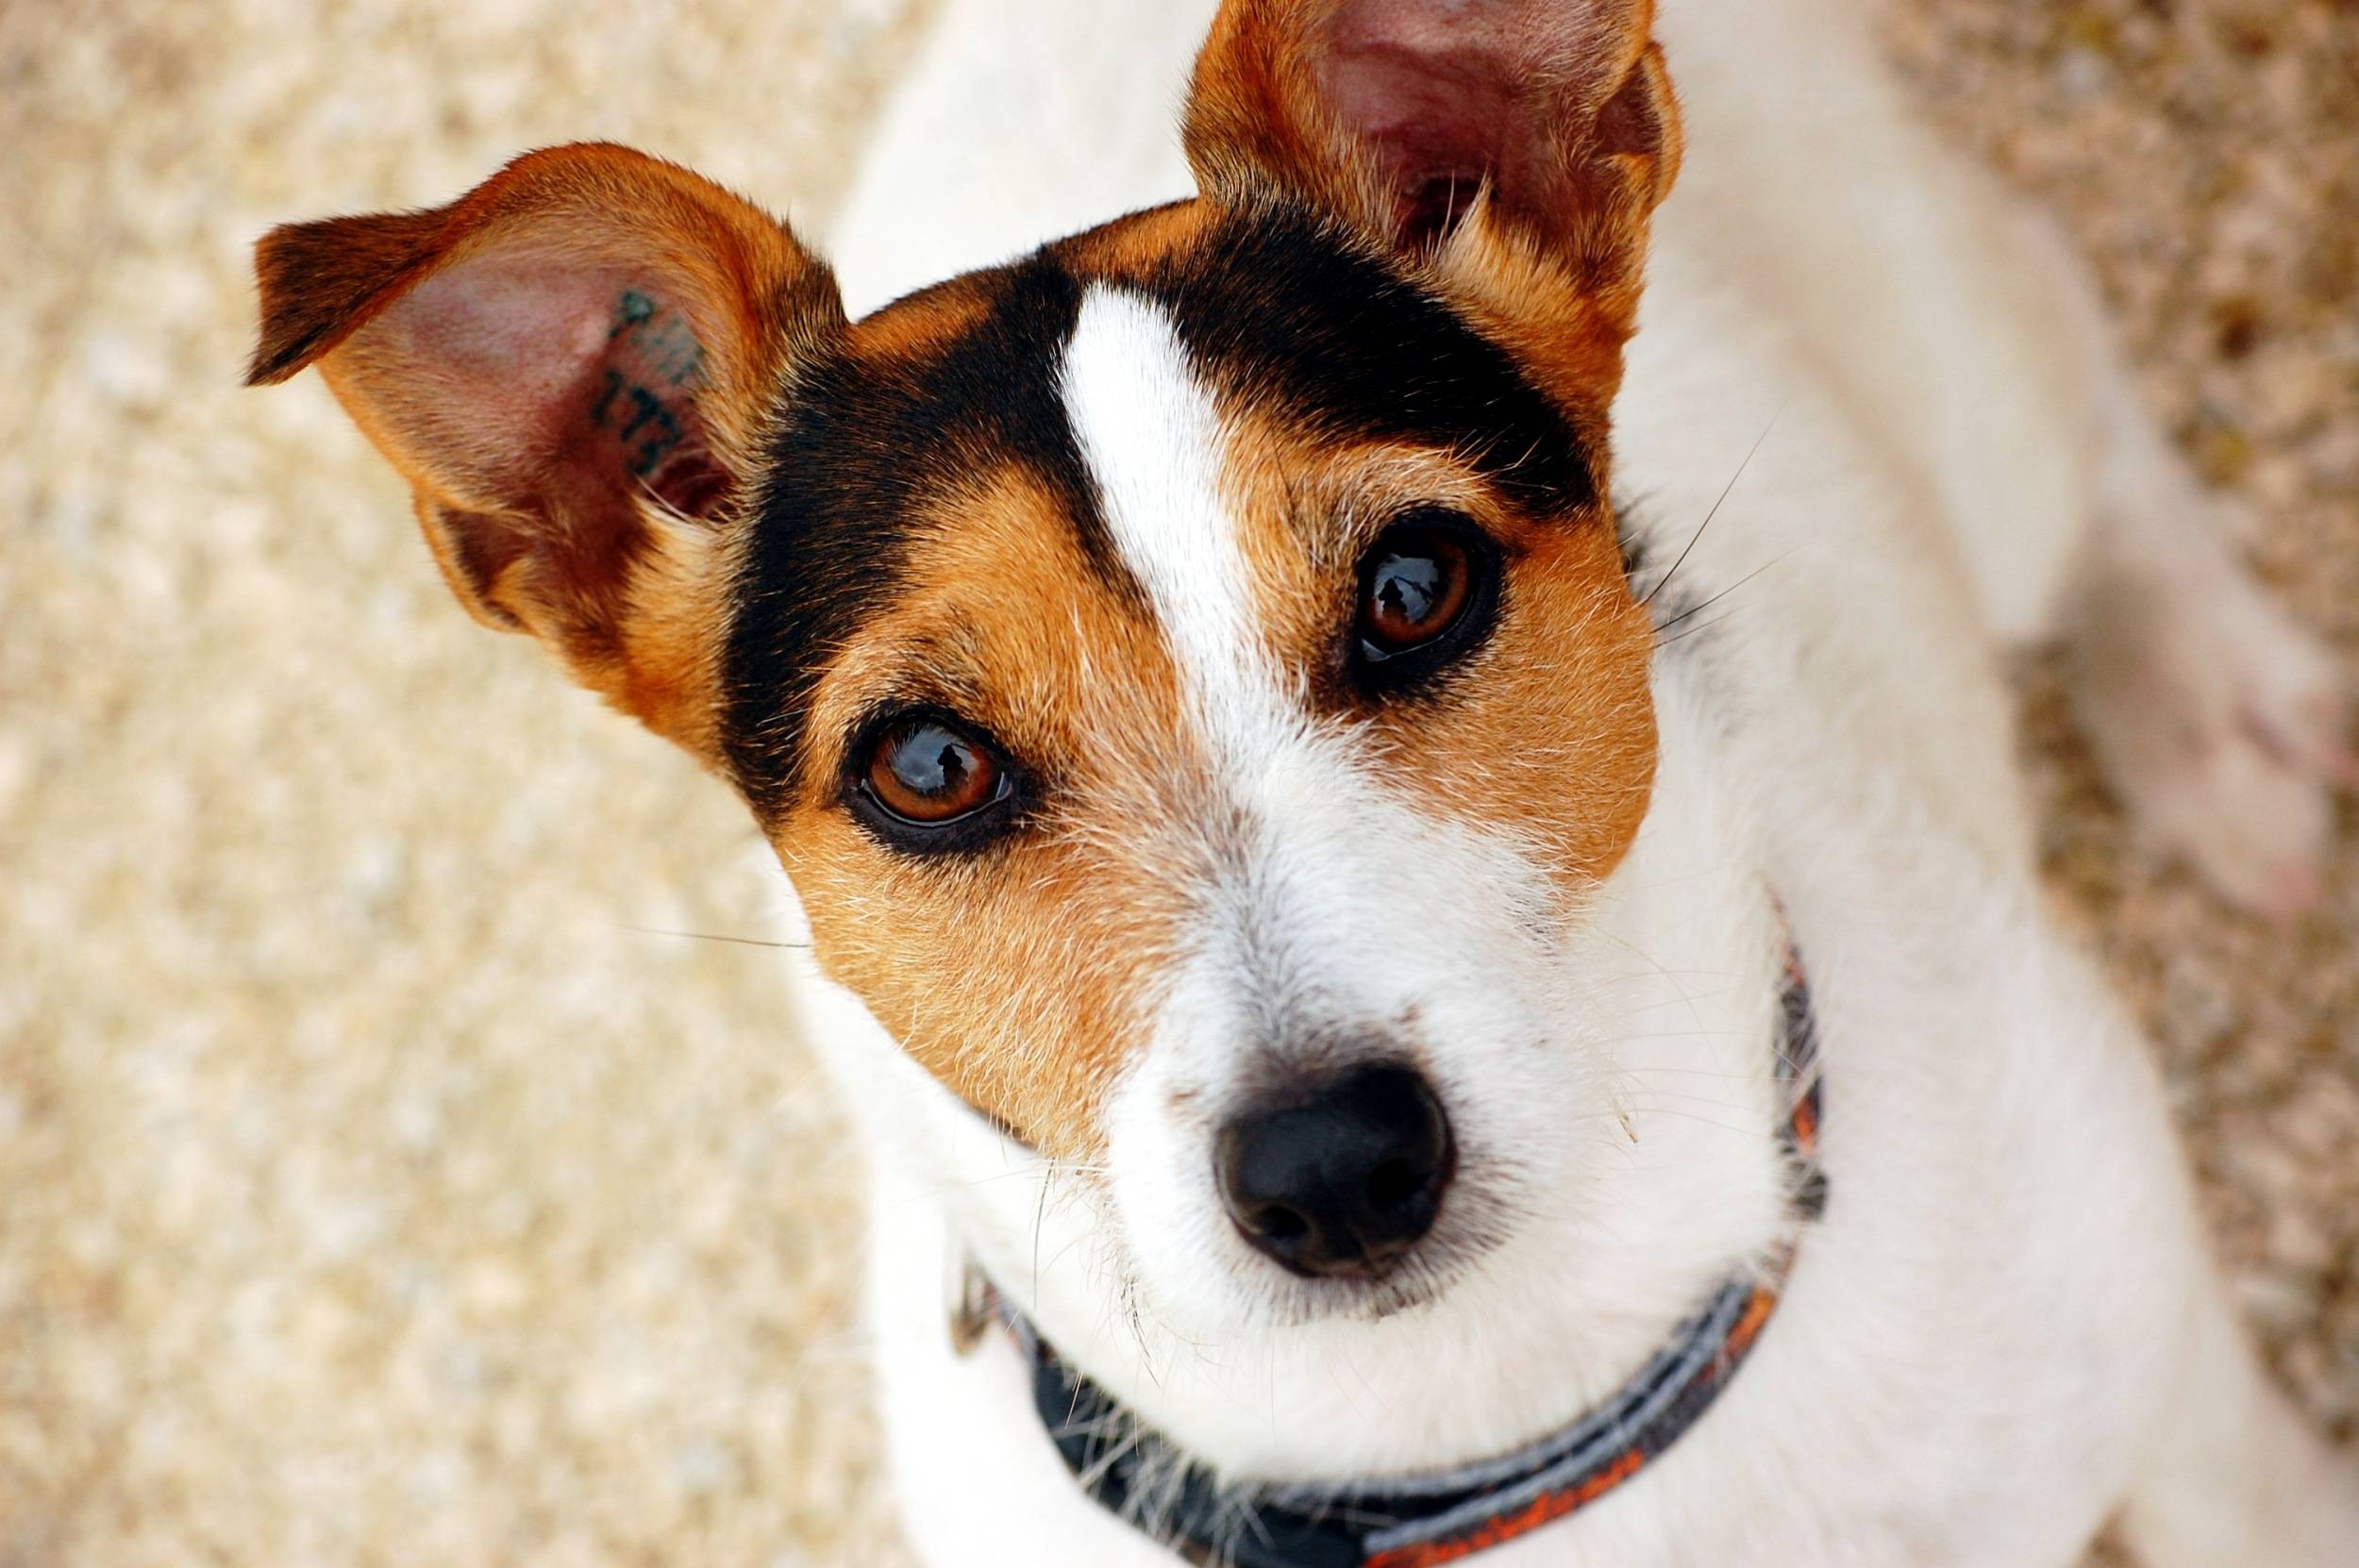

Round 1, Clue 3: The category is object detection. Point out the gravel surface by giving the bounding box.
[3,2,2351,1564]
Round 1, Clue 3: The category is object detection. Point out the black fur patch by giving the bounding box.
[723,256,1129,818]
[1139,209,1596,520]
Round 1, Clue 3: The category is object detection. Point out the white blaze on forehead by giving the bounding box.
[1058,286,1290,755]
[1055,285,1538,1053]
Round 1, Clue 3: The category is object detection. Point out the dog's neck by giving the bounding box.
[864,655,1801,1483]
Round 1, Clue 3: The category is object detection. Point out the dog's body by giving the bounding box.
[818,4,2358,1564]
[248,1,2358,1563]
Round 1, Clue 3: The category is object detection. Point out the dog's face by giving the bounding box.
[252,0,1697,1337]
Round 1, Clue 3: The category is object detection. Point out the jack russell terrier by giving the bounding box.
[247,0,2359,1562]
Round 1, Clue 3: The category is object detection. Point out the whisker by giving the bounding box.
[1032,1167,1054,1304]
[1627,1086,1767,1111]
[1655,608,1745,649]
[1652,550,1795,636]
[620,923,812,951]
[1626,1106,1783,1141]
[1639,400,1787,609]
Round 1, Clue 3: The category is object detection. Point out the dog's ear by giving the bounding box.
[247,142,844,761]
[1185,0,1680,401]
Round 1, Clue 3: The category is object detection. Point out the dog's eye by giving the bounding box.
[1351,511,1500,692]
[855,713,1013,836]
[1364,533,1472,650]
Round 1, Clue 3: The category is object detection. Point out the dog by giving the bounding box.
[247,0,2359,1562]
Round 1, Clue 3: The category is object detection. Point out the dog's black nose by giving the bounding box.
[1214,1063,1454,1279]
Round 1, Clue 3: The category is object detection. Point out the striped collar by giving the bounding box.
[978,938,1827,1568]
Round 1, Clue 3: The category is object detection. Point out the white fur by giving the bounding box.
[798,1,2359,1564]
[1058,288,1278,761]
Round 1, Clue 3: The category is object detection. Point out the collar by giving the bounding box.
[975,932,1828,1568]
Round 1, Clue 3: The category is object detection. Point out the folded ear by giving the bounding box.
[248,142,844,760]
[1186,0,1680,388]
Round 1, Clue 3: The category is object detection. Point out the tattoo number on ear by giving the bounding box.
[592,288,711,479]
[609,288,656,340]
[609,288,707,388]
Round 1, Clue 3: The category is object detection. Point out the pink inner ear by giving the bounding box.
[1314,0,1613,248]
[387,254,729,524]
[1320,43,1518,245]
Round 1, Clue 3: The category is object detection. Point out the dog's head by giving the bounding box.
[253,0,1716,1342]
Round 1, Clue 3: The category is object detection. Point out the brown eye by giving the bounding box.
[1362,531,1473,653]
[863,717,1006,826]
[1351,514,1499,692]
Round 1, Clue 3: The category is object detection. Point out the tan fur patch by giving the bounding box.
[1214,414,1660,898]
[1051,199,1216,282]
[770,465,1209,1158]
[842,272,999,356]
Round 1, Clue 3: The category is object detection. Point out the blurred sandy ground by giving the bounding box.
[0,1,2352,1564]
